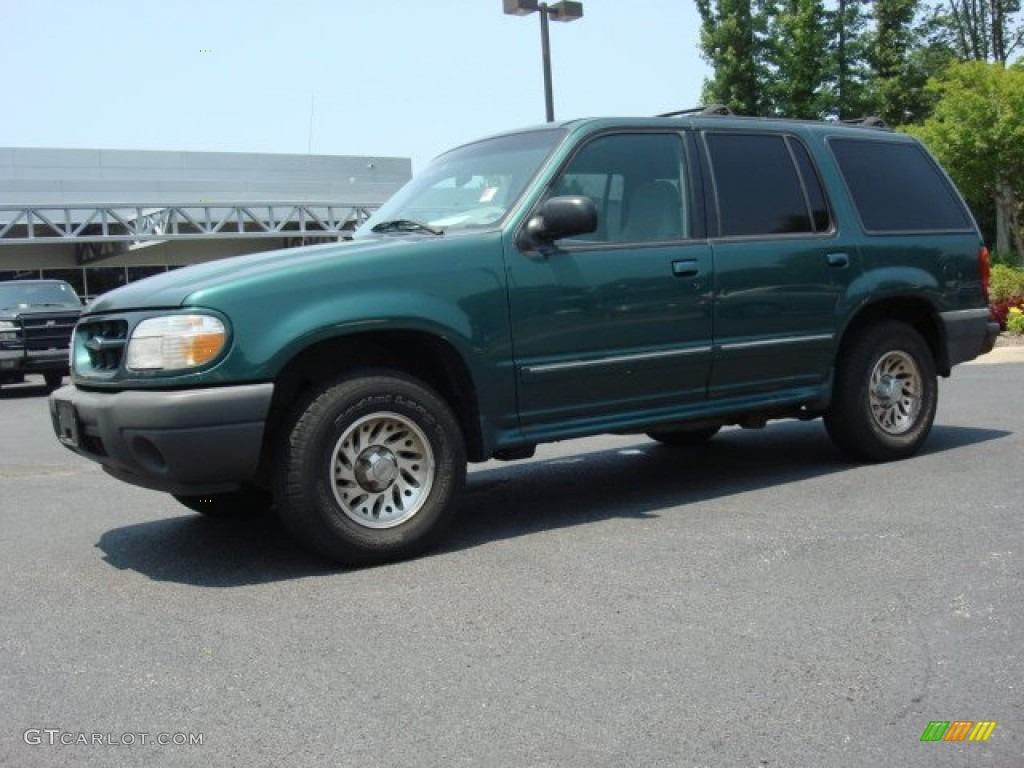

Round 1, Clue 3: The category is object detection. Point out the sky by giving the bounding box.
[0,0,708,173]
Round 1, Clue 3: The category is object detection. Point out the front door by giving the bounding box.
[505,131,713,435]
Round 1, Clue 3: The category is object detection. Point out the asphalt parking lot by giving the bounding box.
[2,350,1022,768]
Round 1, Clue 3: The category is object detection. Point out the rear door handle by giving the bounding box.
[672,259,700,278]
[826,252,850,268]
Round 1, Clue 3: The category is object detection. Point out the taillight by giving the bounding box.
[978,246,991,303]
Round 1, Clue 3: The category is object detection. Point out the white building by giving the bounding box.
[0,147,410,299]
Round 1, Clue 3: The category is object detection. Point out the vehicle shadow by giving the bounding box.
[96,510,339,586]
[94,421,1010,586]
[444,421,1009,551]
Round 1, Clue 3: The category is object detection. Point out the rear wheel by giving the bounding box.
[274,372,466,565]
[825,321,937,462]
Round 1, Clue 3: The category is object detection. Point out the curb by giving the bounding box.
[966,345,1024,365]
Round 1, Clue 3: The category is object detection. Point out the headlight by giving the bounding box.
[126,314,227,371]
[0,320,18,342]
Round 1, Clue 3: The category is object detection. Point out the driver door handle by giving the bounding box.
[672,259,700,278]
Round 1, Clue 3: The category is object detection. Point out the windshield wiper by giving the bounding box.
[370,219,444,236]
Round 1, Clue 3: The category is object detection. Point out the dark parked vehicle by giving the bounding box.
[50,111,999,564]
[1,279,81,391]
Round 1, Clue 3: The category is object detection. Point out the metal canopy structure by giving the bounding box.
[0,201,377,263]
[0,146,409,268]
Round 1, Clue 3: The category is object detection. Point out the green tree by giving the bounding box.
[694,0,1008,123]
[762,0,833,117]
[833,0,877,118]
[697,0,763,113]
[909,60,1024,258]
[869,0,926,122]
[939,0,1024,63]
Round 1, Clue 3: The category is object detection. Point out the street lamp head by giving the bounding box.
[548,1,583,21]
[503,0,539,15]
[502,0,583,122]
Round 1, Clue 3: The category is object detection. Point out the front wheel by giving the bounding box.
[824,321,937,462]
[274,372,466,565]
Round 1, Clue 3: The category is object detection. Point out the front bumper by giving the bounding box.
[49,382,274,495]
[0,348,69,374]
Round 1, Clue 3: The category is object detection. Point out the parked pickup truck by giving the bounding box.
[1,279,81,391]
[49,111,999,564]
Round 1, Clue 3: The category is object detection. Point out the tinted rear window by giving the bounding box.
[830,139,973,233]
[705,133,829,237]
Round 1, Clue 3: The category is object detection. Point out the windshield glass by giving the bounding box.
[0,281,80,310]
[355,128,565,238]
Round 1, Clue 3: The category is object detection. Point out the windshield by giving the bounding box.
[355,128,565,238]
[0,281,80,310]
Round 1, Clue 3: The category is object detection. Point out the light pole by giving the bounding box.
[503,1,584,123]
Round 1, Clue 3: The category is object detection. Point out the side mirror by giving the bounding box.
[522,195,598,249]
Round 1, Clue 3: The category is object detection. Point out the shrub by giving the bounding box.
[1008,307,1024,335]
[989,263,1024,303]
[987,264,1024,303]
[991,298,1024,329]
[989,250,1022,267]
[989,264,1024,330]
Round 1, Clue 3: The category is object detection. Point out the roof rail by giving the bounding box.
[840,115,889,130]
[658,104,734,118]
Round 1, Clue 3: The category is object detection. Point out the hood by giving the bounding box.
[86,236,430,313]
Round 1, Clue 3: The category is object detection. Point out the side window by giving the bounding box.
[551,133,688,243]
[790,140,832,232]
[705,133,825,237]
[830,139,973,233]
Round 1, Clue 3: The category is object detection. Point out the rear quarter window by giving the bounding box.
[704,132,831,237]
[829,138,973,233]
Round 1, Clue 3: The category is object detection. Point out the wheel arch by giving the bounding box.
[836,296,949,376]
[261,330,486,470]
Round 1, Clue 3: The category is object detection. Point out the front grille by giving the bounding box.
[77,318,129,372]
[21,312,78,351]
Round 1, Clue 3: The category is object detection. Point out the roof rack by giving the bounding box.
[840,115,889,130]
[658,104,734,118]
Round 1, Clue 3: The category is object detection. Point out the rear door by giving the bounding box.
[701,131,855,400]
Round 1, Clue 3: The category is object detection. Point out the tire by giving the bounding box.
[174,487,271,517]
[824,321,937,462]
[274,372,466,565]
[647,425,721,446]
[44,372,64,391]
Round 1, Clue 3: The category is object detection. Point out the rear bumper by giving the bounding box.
[48,382,274,495]
[941,308,1000,369]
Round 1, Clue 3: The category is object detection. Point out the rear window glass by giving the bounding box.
[830,139,973,233]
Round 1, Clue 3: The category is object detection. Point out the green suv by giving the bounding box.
[49,113,999,564]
